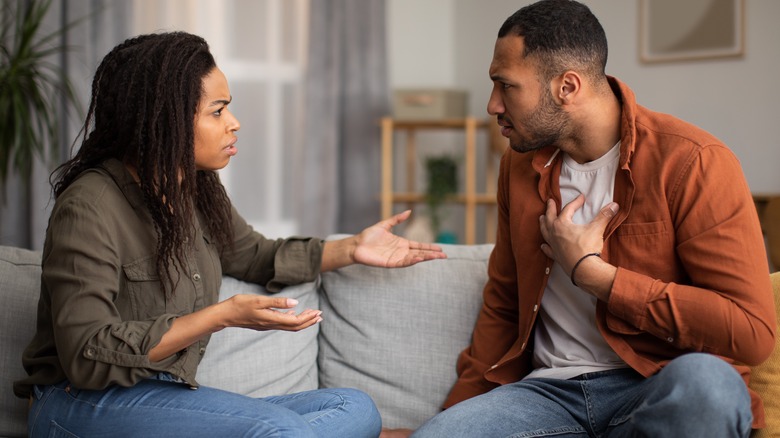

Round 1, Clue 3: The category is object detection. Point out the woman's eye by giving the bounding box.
[213,108,223,116]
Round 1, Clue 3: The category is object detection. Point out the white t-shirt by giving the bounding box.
[526,143,628,380]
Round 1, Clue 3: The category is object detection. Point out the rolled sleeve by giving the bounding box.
[220,206,324,291]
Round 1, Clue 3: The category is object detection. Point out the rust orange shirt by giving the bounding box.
[444,77,776,428]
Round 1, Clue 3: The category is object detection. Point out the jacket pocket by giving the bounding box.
[123,256,167,320]
[123,256,196,318]
[611,220,680,280]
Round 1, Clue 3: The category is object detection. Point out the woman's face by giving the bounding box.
[193,68,241,171]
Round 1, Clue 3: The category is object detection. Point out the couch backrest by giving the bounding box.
[0,246,42,438]
[318,239,494,429]
[196,276,321,397]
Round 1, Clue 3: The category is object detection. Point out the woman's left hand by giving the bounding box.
[354,210,447,268]
[321,210,447,272]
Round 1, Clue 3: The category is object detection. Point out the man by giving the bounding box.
[412,1,775,436]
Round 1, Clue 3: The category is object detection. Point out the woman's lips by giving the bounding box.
[225,139,238,156]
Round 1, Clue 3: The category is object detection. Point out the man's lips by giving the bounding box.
[497,120,513,137]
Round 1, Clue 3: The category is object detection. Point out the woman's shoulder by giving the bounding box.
[57,167,121,206]
[53,162,144,223]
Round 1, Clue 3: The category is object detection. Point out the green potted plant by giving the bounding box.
[0,0,80,192]
[425,154,459,243]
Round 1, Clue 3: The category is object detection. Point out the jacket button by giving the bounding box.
[666,337,674,342]
[545,267,551,275]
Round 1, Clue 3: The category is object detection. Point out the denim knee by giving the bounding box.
[343,388,383,436]
[639,353,753,436]
[661,353,748,402]
[314,388,382,438]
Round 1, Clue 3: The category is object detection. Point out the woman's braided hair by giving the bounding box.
[51,32,234,294]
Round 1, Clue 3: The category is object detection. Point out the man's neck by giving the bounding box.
[562,92,622,164]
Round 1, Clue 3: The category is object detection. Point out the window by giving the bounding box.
[132,0,309,237]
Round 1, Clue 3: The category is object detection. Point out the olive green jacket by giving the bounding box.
[14,159,323,398]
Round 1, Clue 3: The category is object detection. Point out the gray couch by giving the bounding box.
[0,238,493,437]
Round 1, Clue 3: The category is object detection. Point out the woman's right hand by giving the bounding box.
[220,294,322,332]
[150,294,321,362]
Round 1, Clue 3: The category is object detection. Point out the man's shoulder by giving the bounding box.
[633,105,724,150]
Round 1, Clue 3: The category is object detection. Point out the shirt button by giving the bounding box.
[666,337,674,343]
[545,267,551,275]
[199,347,206,355]
[521,342,526,349]
[193,273,201,281]
[533,304,538,312]
[85,348,94,358]
[490,364,498,370]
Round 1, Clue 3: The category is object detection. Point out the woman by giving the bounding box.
[15,32,445,437]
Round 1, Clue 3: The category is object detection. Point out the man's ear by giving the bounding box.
[552,71,581,104]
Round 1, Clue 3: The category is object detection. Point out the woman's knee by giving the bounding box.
[320,388,382,437]
[348,388,382,433]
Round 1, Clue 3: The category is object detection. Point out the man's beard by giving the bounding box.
[509,89,569,154]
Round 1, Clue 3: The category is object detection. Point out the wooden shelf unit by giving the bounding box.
[380,117,507,244]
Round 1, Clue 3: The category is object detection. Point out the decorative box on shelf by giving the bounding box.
[392,89,468,120]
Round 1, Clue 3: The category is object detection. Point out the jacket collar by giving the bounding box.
[529,76,639,173]
[98,158,146,212]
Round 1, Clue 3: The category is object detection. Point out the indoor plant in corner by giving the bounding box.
[425,154,459,243]
[0,0,80,193]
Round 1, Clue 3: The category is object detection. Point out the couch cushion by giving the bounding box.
[196,276,320,397]
[0,246,42,438]
[318,239,492,429]
[749,271,780,438]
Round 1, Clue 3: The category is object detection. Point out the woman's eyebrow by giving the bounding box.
[209,96,233,107]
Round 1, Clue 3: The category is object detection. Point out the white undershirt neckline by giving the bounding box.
[526,142,627,381]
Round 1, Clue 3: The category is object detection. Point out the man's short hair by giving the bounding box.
[498,0,608,84]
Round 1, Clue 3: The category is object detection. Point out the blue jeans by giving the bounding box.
[28,373,382,437]
[413,353,752,437]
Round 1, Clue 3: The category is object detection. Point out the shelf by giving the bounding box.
[380,116,507,244]
[388,192,497,204]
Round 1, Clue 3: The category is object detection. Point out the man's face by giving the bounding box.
[487,36,569,153]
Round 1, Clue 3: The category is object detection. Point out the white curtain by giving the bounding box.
[298,0,390,236]
[1,0,390,247]
[0,0,132,249]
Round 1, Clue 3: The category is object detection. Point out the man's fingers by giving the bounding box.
[596,202,619,224]
[545,198,558,218]
[560,194,585,219]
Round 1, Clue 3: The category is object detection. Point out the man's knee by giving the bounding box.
[652,353,751,417]
[661,353,746,396]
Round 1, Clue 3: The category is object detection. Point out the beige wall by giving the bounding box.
[388,0,780,194]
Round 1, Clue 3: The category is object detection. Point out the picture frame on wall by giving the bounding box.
[639,0,744,63]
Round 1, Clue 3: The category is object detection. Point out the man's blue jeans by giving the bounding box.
[28,373,382,437]
[413,353,753,437]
